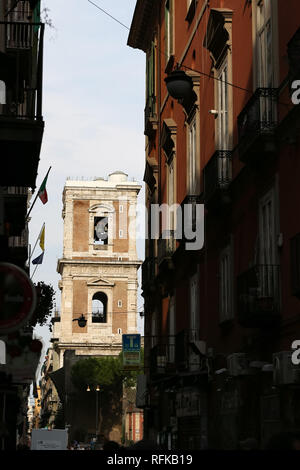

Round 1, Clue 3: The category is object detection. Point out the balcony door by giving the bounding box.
[258,187,278,298]
[256,0,275,127]
[217,59,229,151]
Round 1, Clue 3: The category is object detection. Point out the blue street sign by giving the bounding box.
[122,334,141,352]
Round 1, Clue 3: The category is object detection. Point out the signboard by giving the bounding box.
[123,351,140,369]
[31,429,68,450]
[0,263,36,334]
[122,334,141,352]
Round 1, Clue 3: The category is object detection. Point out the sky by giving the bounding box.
[28,0,146,377]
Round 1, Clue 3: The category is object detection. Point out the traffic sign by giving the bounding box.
[122,334,141,352]
[123,351,141,369]
[0,263,36,334]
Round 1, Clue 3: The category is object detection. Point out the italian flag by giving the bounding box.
[38,172,49,204]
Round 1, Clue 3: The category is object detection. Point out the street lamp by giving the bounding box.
[72,315,87,328]
[164,68,197,112]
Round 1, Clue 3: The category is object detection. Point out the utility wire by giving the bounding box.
[87,0,291,107]
[87,0,130,30]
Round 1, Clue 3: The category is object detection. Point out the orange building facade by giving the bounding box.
[128,0,300,449]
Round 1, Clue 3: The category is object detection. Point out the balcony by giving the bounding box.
[237,265,281,328]
[3,186,28,236]
[175,329,204,371]
[150,340,176,376]
[238,88,278,164]
[203,150,232,206]
[8,229,28,265]
[157,230,175,267]
[144,95,157,137]
[0,21,45,188]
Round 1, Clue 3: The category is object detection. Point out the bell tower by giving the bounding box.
[52,172,142,367]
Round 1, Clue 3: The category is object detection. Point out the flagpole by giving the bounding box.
[28,222,45,266]
[25,166,51,221]
[31,264,39,280]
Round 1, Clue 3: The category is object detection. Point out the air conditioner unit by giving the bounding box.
[227,353,249,376]
[273,351,300,385]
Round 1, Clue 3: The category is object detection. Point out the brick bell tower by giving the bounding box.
[52,172,142,367]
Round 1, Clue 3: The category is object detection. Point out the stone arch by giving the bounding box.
[92,292,108,323]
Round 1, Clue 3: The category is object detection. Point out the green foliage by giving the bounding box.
[71,349,144,391]
[29,281,55,329]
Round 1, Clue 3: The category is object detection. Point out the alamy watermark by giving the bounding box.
[95,200,204,251]
[291,80,300,105]
[291,340,300,365]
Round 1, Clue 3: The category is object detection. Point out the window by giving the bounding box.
[204,9,233,151]
[92,292,107,323]
[146,41,156,102]
[258,188,279,300]
[259,188,277,266]
[167,159,175,232]
[217,59,229,150]
[94,217,108,245]
[117,328,122,335]
[135,413,140,431]
[165,0,173,65]
[256,0,273,88]
[118,300,122,308]
[119,205,124,213]
[119,229,124,238]
[190,272,199,331]
[188,114,197,194]
[168,297,175,363]
[219,243,234,322]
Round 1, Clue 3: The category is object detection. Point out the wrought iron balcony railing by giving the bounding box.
[175,328,202,370]
[203,150,232,203]
[157,230,176,266]
[0,21,44,120]
[150,340,176,375]
[237,264,281,327]
[238,88,278,161]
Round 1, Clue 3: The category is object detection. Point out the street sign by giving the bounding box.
[122,334,141,352]
[123,351,141,369]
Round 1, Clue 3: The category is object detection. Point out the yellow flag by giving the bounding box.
[39,224,45,251]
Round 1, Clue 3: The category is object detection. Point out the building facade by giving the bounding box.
[0,0,45,450]
[128,0,300,449]
[50,172,142,443]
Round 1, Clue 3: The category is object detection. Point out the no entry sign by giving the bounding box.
[0,263,36,334]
